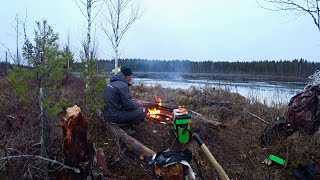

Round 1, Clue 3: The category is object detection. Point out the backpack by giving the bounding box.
[288,87,319,134]
[259,116,292,145]
[292,163,320,180]
[149,149,195,180]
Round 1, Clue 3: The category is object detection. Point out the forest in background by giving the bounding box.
[99,58,320,77]
[1,58,319,78]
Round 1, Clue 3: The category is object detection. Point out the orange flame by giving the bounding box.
[147,107,161,118]
[155,96,162,106]
[147,97,163,119]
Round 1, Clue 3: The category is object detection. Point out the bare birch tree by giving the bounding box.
[73,0,102,87]
[14,14,21,65]
[0,14,23,65]
[260,0,320,32]
[101,0,142,74]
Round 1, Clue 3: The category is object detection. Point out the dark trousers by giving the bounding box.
[107,107,146,125]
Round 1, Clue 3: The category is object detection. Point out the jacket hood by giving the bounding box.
[110,71,129,84]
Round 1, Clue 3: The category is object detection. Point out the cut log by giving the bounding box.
[110,124,156,159]
[95,109,156,159]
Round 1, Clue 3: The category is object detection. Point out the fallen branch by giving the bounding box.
[247,111,270,125]
[0,155,80,173]
[96,148,111,175]
[188,110,226,128]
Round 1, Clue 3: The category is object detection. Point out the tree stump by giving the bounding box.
[153,164,185,180]
[60,105,94,179]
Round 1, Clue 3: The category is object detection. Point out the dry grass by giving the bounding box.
[0,77,319,179]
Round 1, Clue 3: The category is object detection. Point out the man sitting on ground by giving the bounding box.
[103,66,146,133]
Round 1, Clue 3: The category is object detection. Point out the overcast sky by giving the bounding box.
[0,0,319,63]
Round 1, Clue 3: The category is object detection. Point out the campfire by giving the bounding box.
[146,97,172,123]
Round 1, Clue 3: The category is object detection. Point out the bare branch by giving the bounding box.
[260,0,320,31]
[0,155,80,173]
[73,0,89,21]
[0,42,15,61]
[92,2,104,22]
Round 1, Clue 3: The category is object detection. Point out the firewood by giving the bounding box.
[141,100,225,128]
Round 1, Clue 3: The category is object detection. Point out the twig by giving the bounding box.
[247,111,270,125]
[188,109,203,116]
[188,109,225,128]
[30,142,42,148]
[28,165,33,180]
[0,155,80,173]
[6,148,24,155]
[6,115,19,120]
[0,161,7,171]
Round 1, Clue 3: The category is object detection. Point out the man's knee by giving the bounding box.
[132,107,146,124]
[139,107,147,117]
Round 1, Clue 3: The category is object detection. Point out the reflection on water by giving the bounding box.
[134,74,306,107]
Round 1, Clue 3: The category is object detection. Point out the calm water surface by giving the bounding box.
[133,72,307,107]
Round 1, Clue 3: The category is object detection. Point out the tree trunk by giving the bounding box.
[114,45,119,74]
[39,88,45,157]
[110,124,156,159]
[95,109,156,159]
[85,0,92,89]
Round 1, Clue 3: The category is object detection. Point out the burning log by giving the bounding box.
[148,115,174,125]
[60,105,94,179]
[142,100,225,128]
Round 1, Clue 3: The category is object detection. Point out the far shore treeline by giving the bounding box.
[1,58,319,77]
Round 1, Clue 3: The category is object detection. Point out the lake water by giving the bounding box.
[133,72,308,107]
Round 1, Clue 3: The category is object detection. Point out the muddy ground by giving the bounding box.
[0,75,319,179]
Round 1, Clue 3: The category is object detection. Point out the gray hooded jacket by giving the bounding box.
[104,72,139,121]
